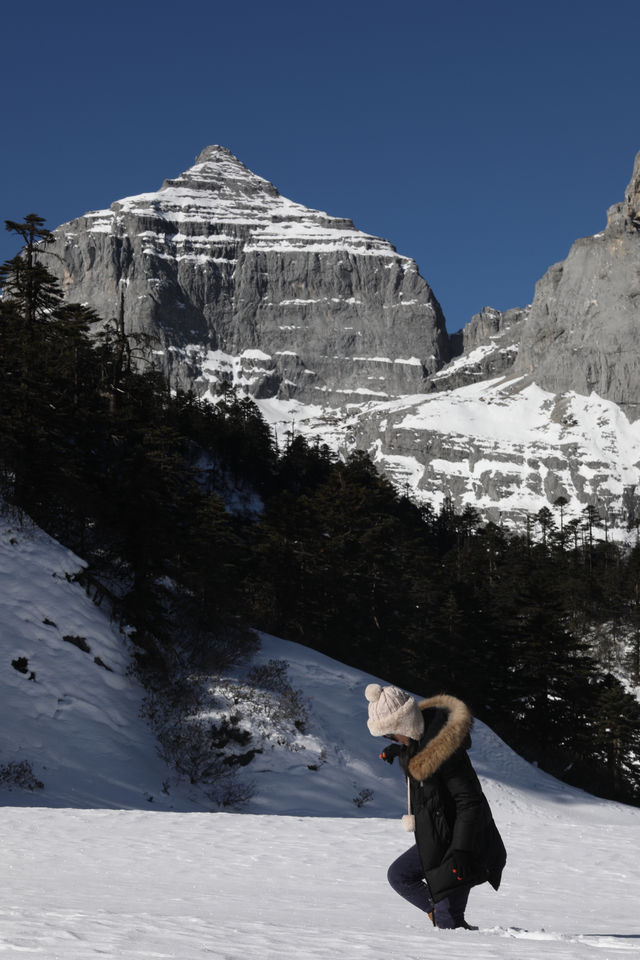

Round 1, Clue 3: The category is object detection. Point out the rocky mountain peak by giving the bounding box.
[161,145,280,200]
[196,144,241,163]
[511,146,640,419]
[45,146,449,406]
[624,149,640,223]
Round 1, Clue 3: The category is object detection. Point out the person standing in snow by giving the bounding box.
[365,683,506,930]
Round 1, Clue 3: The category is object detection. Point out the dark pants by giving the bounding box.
[387,845,470,929]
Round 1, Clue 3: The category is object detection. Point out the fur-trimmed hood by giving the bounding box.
[407,694,473,782]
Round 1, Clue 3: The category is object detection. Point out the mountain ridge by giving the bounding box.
[48,146,449,406]
[40,146,640,533]
[509,149,640,419]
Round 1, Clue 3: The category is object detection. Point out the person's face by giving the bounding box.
[385,733,411,746]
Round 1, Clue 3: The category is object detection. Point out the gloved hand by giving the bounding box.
[451,850,475,882]
[379,743,403,764]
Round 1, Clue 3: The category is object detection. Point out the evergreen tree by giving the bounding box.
[589,675,640,800]
[0,215,61,327]
[0,217,102,522]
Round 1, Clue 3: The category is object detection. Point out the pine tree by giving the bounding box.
[589,675,640,800]
[0,215,61,327]
[0,216,103,522]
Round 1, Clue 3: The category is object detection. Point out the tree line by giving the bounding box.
[2,215,640,805]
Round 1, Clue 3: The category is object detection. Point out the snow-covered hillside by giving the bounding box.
[0,510,407,815]
[254,373,640,538]
[0,513,195,810]
[2,509,610,819]
[2,515,640,957]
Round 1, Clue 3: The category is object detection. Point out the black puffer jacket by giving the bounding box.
[401,694,506,904]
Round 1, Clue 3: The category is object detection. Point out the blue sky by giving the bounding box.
[1,0,638,333]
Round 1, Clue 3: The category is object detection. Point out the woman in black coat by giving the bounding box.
[366,684,506,930]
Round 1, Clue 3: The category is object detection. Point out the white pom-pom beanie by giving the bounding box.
[365,683,425,740]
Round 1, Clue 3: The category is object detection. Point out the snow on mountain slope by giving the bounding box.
[0,510,416,816]
[254,374,640,537]
[2,514,640,958]
[2,509,635,817]
[105,146,402,258]
[47,146,448,406]
[0,513,197,810]
[366,376,640,529]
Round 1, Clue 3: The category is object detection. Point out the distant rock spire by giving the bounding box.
[161,144,279,198]
[194,145,241,164]
[513,144,640,420]
[625,149,640,223]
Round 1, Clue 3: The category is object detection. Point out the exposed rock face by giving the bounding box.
[335,149,640,533]
[512,150,640,420]
[426,306,526,392]
[625,149,640,224]
[342,377,640,532]
[46,146,449,404]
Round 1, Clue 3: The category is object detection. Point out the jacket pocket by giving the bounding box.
[433,806,452,847]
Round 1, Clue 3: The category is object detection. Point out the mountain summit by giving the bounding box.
[624,149,640,223]
[48,147,449,404]
[159,145,281,198]
[509,149,640,418]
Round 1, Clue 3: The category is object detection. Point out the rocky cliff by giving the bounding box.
[427,305,527,392]
[339,150,640,533]
[46,146,449,404]
[511,150,640,419]
[346,377,640,531]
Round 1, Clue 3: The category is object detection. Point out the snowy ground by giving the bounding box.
[2,514,640,957]
[3,805,640,959]
[0,514,199,811]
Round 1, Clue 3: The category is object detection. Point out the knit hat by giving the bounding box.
[365,683,425,740]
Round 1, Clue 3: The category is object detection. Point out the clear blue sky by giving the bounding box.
[1,0,638,334]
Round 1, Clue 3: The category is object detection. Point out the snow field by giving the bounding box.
[253,375,640,536]
[2,807,640,959]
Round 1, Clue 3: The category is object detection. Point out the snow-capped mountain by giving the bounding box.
[48,145,448,405]
[42,146,640,533]
[512,149,640,416]
[351,150,640,531]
